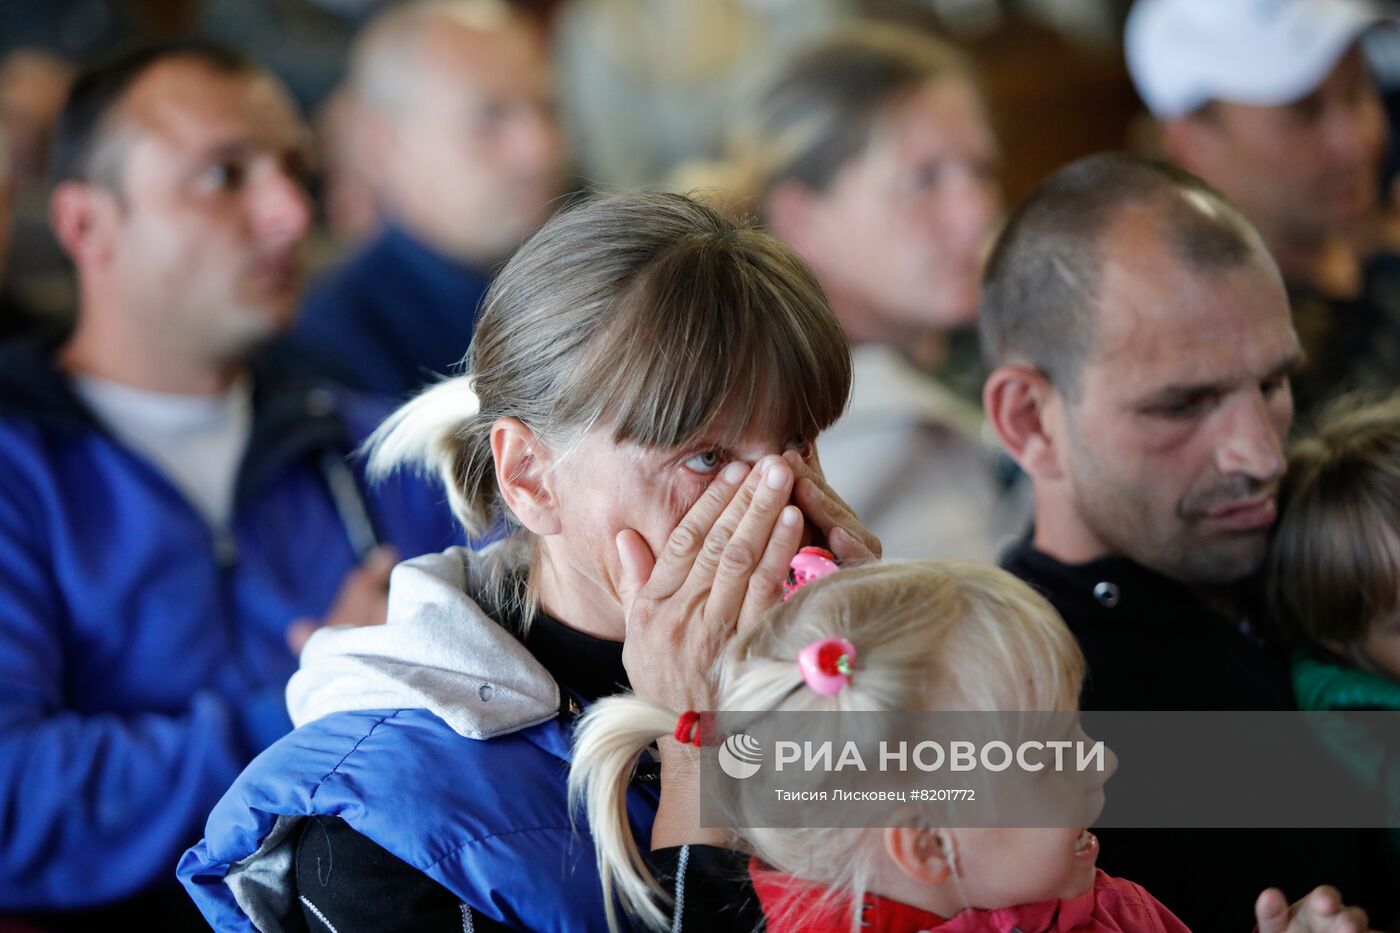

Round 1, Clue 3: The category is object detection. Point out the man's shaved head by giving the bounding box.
[980,153,1272,396]
[350,0,523,113]
[342,0,562,264]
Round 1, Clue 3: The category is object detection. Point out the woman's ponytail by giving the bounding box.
[362,375,495,537]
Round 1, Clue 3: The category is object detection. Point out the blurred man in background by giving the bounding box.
[0,42,456,927]
[1128,0,1400,418]
[280,0,565,397]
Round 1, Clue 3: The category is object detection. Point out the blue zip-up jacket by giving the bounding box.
[280,225,493,397]
[178,549,660,931]
[0,340,459,911]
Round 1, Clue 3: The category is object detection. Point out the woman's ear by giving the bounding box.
[983,364,1065,482]
[883,825,955,887]
[491,417,561,536]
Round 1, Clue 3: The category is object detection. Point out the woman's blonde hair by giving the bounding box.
[569,560,1085,931]
[366,190,852,623]
[681,22,974,218]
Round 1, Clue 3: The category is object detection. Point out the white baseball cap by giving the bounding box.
[1125,0,1392,118]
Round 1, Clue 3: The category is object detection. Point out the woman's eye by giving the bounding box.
[683,450,723,474]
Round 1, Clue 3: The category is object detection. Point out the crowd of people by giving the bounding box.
[0,0,1398,931]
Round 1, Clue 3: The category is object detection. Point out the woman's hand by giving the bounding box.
[616,455,801,715]
[784,448,882,565]
[614,455,803,851]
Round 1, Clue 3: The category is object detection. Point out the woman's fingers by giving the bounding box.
[1295,886,1369,933]
[685,464,767,589]
[788,448,860,516]
[1255,887,1290,933]
[1255,886,1374,933]
[793,474,881,563]
[783,450,883,562]
[704,457,794,627]
[642,460,752,599]
[614,529,656,624]
[738,504,805,633]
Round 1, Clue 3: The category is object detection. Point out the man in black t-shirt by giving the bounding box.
[979,153,1394,930]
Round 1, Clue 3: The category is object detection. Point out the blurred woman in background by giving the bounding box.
[687,24,1023,561]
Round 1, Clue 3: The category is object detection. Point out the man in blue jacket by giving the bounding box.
[0,42,457,927]
[279,0,565,397]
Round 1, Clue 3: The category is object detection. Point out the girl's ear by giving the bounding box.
[491,417,561,536]
[883,825,955,887]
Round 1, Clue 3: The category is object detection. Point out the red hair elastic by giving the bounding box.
[674,711,708,746]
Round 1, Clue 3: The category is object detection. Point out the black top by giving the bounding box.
[524,609,630,710]
[1001,536,1398,930]
[651,844,764,931]
[1000,536,1293,712]
[294,607,633,933]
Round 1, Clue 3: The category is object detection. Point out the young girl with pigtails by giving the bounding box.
[571,557,1178,933]
[572,557,1376,933]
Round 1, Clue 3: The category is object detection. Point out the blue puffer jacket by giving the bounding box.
[179,549,660,931]
[0,340,459,910]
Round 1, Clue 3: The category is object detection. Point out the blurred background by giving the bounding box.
[5,4,1400,927]
[0,0,1150,334]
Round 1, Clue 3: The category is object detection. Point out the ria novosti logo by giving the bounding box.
[718,733,763,779]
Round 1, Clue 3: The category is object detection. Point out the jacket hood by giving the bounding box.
[287,547,560,739]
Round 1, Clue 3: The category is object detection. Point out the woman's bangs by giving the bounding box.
[577,234,851,453]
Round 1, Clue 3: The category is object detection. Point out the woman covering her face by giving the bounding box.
[178,190,880,931]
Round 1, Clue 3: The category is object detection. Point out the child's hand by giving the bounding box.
[1254,886,1374,933]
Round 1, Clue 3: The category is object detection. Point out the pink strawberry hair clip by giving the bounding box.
[781,547,854,696]
[798,637,857,697]
[782,546,840,600]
